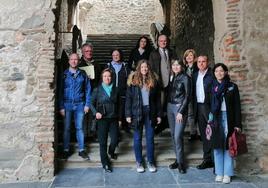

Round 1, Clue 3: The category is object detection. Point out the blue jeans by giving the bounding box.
[167,103,186,163]
[214,111,234,176]
[63,102,85,152]
[133,106,154,163]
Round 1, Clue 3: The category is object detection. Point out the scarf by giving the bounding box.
[211,77,230,114]
[102,83,113,97]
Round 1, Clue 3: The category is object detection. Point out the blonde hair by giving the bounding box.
[183,49,197,65]
[131,59,156,89]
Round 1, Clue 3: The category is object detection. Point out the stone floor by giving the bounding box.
[1,167,268,188]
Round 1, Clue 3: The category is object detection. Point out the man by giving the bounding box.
[79,43,101,141]
[149,34,175,134]
[59,53,91,160]
[107,49,131,136]
[79,43,101,89]
[193,55,214,169]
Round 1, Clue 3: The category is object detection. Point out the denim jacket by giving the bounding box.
[59,69,91,109]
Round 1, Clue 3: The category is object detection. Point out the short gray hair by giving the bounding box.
[82,43,93,50]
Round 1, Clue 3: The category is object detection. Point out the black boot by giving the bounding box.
[178,163,186,174]
[169,160,178,169]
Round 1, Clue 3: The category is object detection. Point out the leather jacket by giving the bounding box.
[167,73,191,114]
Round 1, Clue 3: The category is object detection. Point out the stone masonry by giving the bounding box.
[169,0,268,173]
[76,0,164,35]
[213,0,268,173]
[0,0,56,183]
[0,0,268,184]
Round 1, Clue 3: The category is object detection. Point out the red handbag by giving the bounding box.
[228,129,248,157]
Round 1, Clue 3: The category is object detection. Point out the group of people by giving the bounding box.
[59,34,242,184]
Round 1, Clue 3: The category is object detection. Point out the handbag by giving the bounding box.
[228,129,248,157]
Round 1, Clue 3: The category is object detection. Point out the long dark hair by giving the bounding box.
[135,36,151,51]
[212,63,230,80]
[171,58,186,74]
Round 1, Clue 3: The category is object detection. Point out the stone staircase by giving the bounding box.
[57,129,203,169]
[56,34,203,170]
[86,34,153,68]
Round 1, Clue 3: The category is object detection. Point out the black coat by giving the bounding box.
[79,57,102,89]
[192,68,213,122]
[106,62,130,97]
[125,78,162,128]
[211,82,242,150]
[128,48,151,70]
[90,84,119,119]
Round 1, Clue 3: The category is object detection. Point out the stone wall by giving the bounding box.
[0,0,56,182]
[241,0,268,172]
[211,0,268,173]
[169,0,215,60]
[169,0,268,173]
[76,0,164,35]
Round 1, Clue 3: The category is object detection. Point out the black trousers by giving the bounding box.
[154,87,169,134]
[197,103,212,162]
[97,118,119,166]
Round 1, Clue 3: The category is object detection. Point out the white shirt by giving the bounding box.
[221,97,227,111]
[196,69,208,103]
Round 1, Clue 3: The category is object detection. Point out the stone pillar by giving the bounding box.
[0,0,56,182]
[213,0,268,173]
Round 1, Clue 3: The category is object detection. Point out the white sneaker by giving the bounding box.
[136,162,145,173]
[147,162,157,173]
[222,175,231,184]
[215,175,223,182]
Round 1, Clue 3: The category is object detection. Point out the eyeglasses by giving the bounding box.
[84,50,92,52]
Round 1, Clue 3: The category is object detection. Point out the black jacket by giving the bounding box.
[211,82,242,150]
[167,73,191,115]
[128,48,151,70]
[79,57,101,89]
[90,84,119,119]
[106,62,130,97]
[192,68,213,121]
[125,74,162,127]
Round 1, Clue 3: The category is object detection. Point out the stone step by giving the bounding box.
[57,130,203,169]
[84,34,154,65]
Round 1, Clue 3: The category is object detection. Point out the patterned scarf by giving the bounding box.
[211,77,230,114]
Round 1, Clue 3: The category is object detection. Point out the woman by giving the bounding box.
[183,49,199,141]
[90,69,119,173]
[125,60,161,173]
[128,36,152,71]
[107,49,130,134]
[167,59,190,174]
[210,63,242,184]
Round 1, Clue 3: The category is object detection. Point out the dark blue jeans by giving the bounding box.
[63,102,85,152]
[133,105,155,163]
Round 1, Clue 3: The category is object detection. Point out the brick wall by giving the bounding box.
[169,0,268,173]
[215,0,268,173]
